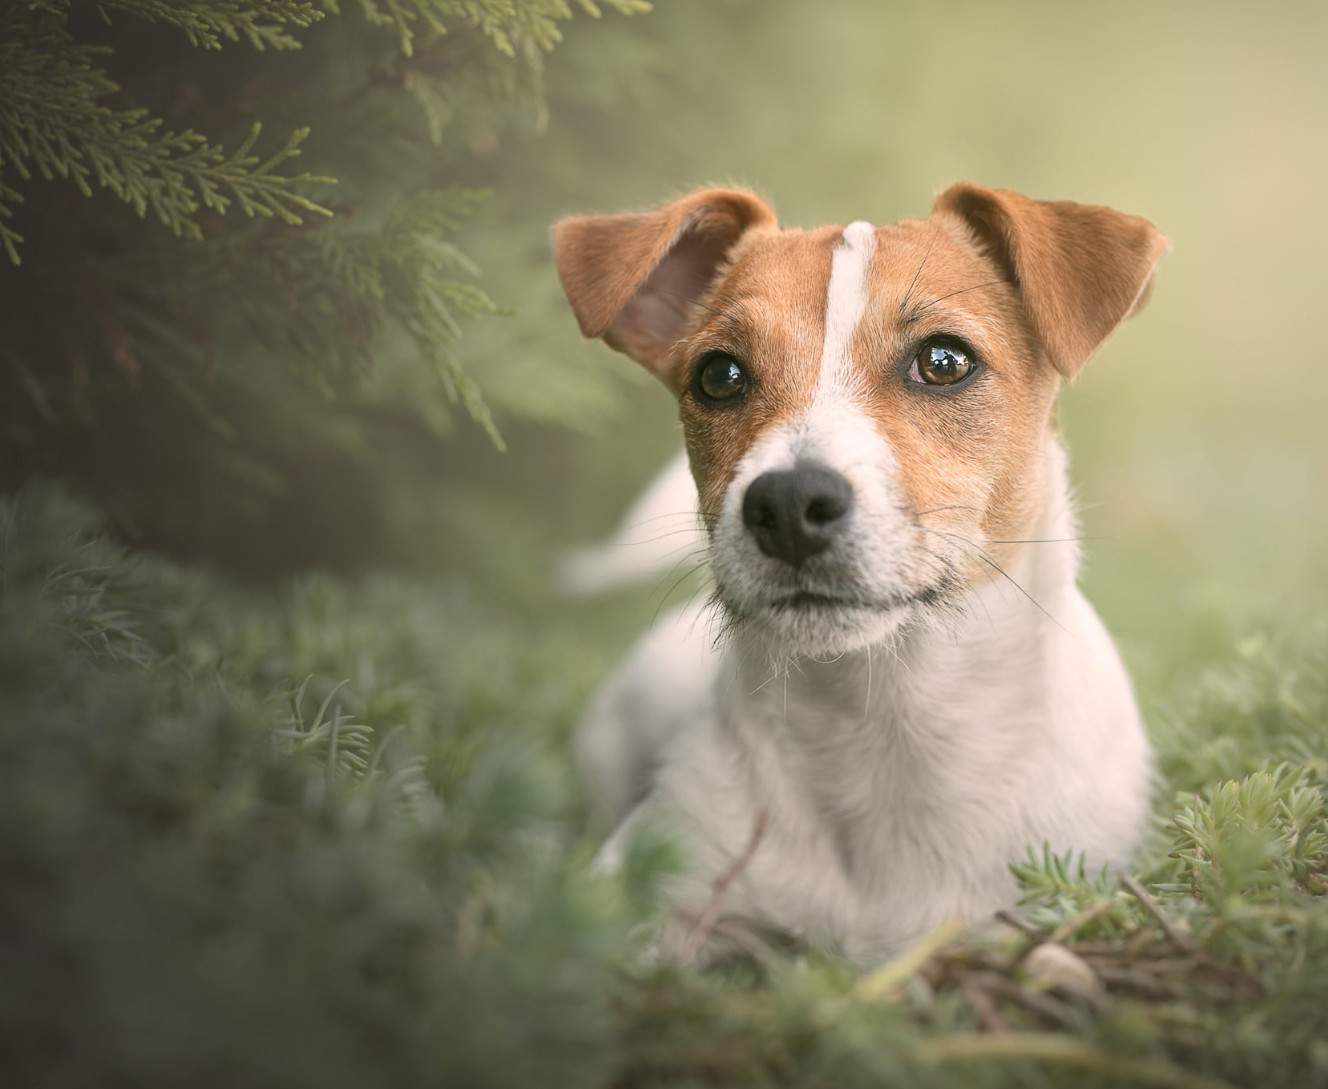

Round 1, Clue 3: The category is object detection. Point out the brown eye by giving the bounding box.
[694,351,748,404]
[909,341,975,386]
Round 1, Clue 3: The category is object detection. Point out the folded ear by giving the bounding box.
[552,188,777,378]
[933,182,1169,379]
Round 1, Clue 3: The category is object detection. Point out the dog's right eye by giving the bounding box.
[908,338,977,387]
[693,351,749,405]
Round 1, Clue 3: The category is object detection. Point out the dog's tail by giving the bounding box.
[555,449,706,596]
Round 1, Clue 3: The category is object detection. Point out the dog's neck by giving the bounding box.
[718,433,1079,760]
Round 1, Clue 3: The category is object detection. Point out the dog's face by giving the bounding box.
[555,185,1167,654]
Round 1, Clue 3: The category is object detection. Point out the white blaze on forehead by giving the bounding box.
[713,218,908,624]
[817,220,876,396]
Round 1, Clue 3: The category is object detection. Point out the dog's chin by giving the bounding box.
[723,591,919,658]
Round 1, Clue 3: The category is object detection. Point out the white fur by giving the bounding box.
[709,224,926,656]
[818,221,876,395]
[708,403,914,656]
[589,439,1149,965]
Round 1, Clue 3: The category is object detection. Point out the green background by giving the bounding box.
[453,0,1327,696]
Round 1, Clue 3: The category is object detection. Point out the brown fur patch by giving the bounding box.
[671,227,838,517]
[552,183,1167,594]
[661,216,1059,585]
[848,217,1060,582]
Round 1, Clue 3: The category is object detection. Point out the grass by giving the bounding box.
[3,482,1326,1089]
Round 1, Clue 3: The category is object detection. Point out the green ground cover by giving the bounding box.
[4,484,1325,1088]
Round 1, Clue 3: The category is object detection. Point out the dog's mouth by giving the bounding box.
[734,578,958,622]
[767,591,879,613]
[710,569,964,654]
[708,582,942,655]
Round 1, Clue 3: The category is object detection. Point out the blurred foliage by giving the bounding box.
[0,0,645,576]
[0,483,642,1086]
[4,482,1328,1088]
[456,0,1328,668]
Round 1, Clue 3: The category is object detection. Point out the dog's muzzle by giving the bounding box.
[741,465,854,567]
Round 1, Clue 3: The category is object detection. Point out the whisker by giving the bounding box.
[900,222,942,315]
[650,558,710,628]
[913,504,985,518]
[864,644,873,724]
[647,542,708,598]
[970,552,1066,632]
[748,664,785,695]
[914,278,1008,312]
[809,649,849,666]
[678,585,718,638]
[658,288,728,321]
[706,587,743,651]
[924,544,996,635]
[610,526,711,548]
[884,639,917,682]
[658,289,747,346]
[649,544,709,587]
[984,535,1112,546]
[917,525,1066,633]
[913,504,1107,547]
[621,511,707,528]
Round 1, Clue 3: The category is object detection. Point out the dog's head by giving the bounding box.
[553,184,1167,655]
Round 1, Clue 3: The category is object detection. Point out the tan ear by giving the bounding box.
[552,188,777,378]
[933,182,1169,379]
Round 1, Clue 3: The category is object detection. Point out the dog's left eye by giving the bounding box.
[694,351,749,404]
[909,341,975,386]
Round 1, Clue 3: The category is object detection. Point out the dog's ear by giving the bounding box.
[552,188,777,379]
[933,183,1169,379]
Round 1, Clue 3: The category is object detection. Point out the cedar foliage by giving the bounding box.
[0,485,640,1087]
[0,0,644,575]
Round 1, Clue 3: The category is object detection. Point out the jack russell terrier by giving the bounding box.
[553,183,1167,966]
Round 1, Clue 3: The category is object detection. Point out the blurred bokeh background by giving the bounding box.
[459,0,1328,696]
[7,0,1326,688]
[5,3,1328,1083]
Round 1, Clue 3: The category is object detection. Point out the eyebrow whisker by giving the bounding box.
[899,222,942,315]
[915,279,1009,312]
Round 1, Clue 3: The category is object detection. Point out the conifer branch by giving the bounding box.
[25,0,323,50]
[348,0,651,58]
[0,177,22,265]
[0,8,333,262]
[0,0,654,453]
[314,187,504,441]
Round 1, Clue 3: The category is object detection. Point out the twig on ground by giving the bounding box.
[1092,964,1185,998]
[1121,874,1197,954]
[680,810,770,964]
[960,977,1009,1032]
[995,909,1041,938]
[978,974,1084,1031]
[1009,898,1119,970]
[1046,898,1117,947]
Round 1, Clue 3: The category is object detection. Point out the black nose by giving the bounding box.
[741,467,854,567]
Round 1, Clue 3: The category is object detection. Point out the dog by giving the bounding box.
[553,183,1167,966]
